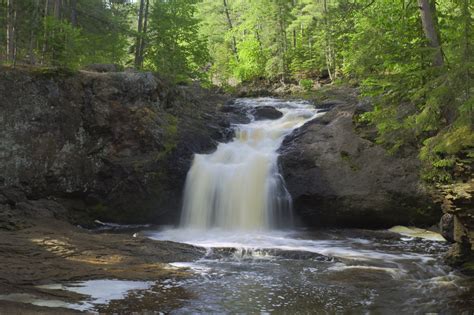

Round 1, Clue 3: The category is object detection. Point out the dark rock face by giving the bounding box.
[251,106,283,120]
[279,99,441,228]
[439,182,474,270]
[440,213,455,243]
[220,101,252,124]
[0,187,69,230]
[0,68,238,225]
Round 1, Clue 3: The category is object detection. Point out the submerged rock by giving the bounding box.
[279,92,441,228]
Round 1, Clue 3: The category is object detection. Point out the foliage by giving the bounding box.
[299,79,313,92]
[0,0,131,68]
[145,0,209,82]
[347,0,473,182]
[1,0,472,183]
[196,0,472,183]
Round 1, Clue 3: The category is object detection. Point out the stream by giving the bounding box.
[146,228,473,314]
[143,98,473,313]
[2,98,472,313]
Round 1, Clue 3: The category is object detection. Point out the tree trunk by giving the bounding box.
[323,0,334,81]
[461,0,472,121]
[417,0,444,67]
[28,0,41,64]
[134,0,145,68]
[137,0,149,68]
[70,0,77,27]
[255,28,264,54]
[54,0,61,19]
[292,0,296,48]
[12,5,17,67]
[277,2,288,82]
[42,0,50,64]
[6,0,15,62]
[223,0,238,60]
[293,29,296,48]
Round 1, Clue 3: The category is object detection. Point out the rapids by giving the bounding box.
[180,98,320,230]
[147,98,474,313]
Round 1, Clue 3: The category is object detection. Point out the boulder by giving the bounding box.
[279,100,441,228]
[251,106,283,120]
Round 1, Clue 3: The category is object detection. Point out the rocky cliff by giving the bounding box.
[439,181,474,272]
[0,67,238,225]
[279,87,441,228]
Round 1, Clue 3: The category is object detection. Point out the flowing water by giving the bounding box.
[147,98,474,313]
[181,98,320,230]
[147,228,473,314]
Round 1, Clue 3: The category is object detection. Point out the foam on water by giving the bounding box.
[148,228,437,263]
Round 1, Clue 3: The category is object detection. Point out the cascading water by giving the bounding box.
[145,98,471,314]
[180,98,320,230]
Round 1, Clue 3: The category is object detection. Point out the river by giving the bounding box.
[145,98,473,313]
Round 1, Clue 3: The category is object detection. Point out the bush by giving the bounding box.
[299,79,313,91]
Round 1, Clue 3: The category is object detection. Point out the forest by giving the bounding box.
[3,0,471,184]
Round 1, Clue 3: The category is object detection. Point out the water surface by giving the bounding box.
[147,228,474,314]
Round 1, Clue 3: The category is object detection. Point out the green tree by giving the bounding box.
[1,0,132,68]
[145,0,209,82]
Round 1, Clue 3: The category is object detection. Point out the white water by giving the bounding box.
[180,98,320,230]
[144,99,472,313]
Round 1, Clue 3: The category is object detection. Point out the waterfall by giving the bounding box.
[180,98,319,230]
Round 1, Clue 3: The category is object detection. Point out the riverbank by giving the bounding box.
[0,214,203,313]
[1,211,473,313]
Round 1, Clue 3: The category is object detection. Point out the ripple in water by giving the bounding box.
[148,228,474,314]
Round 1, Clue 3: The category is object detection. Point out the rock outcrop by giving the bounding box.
[279,89,441,228]
[251,106,283,120]
[439,181,474,272]
[0,67,238,225]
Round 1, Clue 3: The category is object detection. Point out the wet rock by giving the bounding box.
[440,213,455,243]
[1,187,27,206]
[0,216,205,313]
[251,106,283,120]
[316,99,346,111]
[279,95,441,228]
[0,67,238,225]
[220,101,251,124]
[207,247,336,262]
